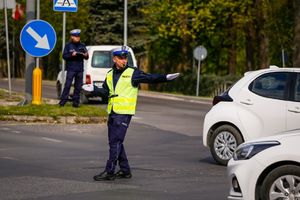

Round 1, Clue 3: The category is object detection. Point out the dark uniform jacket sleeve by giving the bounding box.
[131,68,167,87]
[62,43,73,61]
[63,43,89,61]
[62,42,89,72]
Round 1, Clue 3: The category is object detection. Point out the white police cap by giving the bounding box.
[70,29,81,36]
[112,46,129,57]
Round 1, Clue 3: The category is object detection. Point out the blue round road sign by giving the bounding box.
[20,20,57,57]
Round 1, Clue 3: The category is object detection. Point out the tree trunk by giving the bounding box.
[228,17,237,75]
[293,1,300,67]
[245,23,256,71]
[256,0,269,69]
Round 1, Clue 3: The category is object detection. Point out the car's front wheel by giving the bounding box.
[56,82,62,99]
[80,92,89,104]
[209,125,243,165]
[260,165,300,200]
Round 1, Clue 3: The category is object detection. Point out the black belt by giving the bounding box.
[109,94,119,98]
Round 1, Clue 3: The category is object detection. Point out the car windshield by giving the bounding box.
[91,50,134,68]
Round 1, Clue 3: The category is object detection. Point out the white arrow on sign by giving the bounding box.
[26,27,50,50]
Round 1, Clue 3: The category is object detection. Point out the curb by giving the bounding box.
[0,115,107,124]
[138,90,212,104]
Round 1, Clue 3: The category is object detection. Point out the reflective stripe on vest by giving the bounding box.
[106,68,138,115]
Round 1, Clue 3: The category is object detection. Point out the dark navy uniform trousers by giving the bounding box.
[60,71,83,106]
[105,113,132,173]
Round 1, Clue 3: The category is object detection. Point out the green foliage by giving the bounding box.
[142,0,297,75]
[1,0,299,97]
[40,0,91,79]
[87,0,150,56]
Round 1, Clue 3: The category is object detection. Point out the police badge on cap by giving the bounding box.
[70,29,81,36]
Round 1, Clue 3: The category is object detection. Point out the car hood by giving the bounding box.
[242,129,300,144]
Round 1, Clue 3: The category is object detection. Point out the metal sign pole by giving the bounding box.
[4,0,11,95]
[282,49,285,67]
[24,0,35,104]
[124,0,127,46]
[36,0,40,68]
[196,60,201,96]
[193,45,207,97]
[61,12,66,94]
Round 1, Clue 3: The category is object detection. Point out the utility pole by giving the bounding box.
[124,0,127,46]
[24,0,35,104]
[4,0,12,95]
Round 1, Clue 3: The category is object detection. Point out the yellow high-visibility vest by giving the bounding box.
[106,67,138,115]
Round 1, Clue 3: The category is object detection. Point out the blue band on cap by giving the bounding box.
[113,50,128,56]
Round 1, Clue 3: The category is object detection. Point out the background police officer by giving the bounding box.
[83,46,179,181]
[59,29,89,108]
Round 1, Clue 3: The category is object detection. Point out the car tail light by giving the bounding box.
[212,90,233,106]
[85,74,91,84]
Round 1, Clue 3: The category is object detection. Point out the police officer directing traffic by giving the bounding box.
[83,46,180,181]
[59,29,89,108]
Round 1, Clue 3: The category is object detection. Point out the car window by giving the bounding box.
[293,73,300,102]
[91,51,135,68]
[249,72,288,100]
[127,53,134,67]
[92,51,111,68]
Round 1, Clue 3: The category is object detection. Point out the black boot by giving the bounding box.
[93,171,116,181]
[115,170,132,179]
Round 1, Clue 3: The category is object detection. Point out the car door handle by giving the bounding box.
[288,106,300,113]
[240,99,253,105]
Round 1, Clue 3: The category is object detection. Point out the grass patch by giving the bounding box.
[0,89,107,118]
[0,89,23,101]
[0,104,107,117]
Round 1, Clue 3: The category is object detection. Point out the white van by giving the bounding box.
[56,45,137,103]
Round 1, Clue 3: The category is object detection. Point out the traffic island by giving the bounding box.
[0,115,107,124]
[0,89,107,124]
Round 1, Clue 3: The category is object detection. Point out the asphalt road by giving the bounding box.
[0,78,228,200]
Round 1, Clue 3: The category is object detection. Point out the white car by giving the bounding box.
[56,45,137,103]
[227,130,300,200]
[203,66,300,165]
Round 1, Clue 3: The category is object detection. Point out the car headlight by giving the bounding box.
[233,141,280,160]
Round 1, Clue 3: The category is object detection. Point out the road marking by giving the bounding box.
[0,148,14,151]
[11,130,21,134]
[42,137,62,143]
[0,127,11,131]
[0,157,19,160]
[132,116,141,120]
[138,92,211,105]
[188,99,211,105]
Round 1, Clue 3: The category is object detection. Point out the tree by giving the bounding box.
[40,0,91,80]
[293,0,300,67]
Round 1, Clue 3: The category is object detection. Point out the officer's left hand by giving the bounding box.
[166,73,180,81]
[83,52,89,58]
